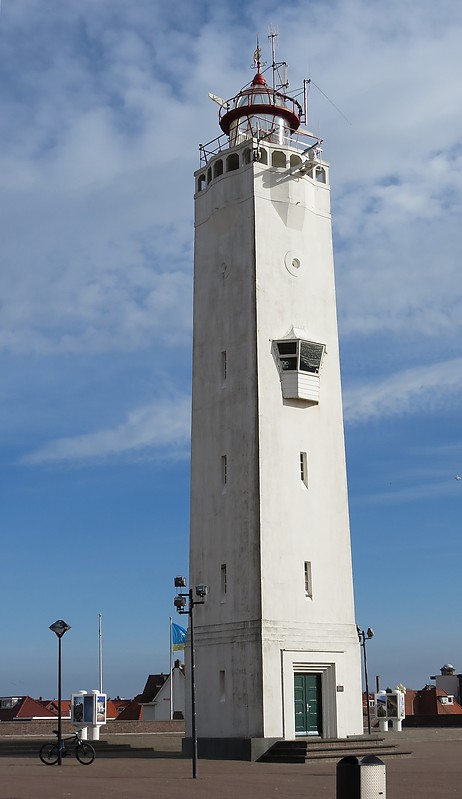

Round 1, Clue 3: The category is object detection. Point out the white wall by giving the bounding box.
[142,669,185,722]
[189,140,362,741]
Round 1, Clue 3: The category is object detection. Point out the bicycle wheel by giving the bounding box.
[76,742,95,765]
[39,742,59,765]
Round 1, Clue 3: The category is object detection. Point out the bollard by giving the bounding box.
[337,754,386,799]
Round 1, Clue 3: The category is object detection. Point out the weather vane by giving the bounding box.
[251,38,266,72]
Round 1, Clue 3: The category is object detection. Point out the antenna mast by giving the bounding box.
[268,27,288,93]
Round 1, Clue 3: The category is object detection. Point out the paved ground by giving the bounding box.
[0,730,461,798]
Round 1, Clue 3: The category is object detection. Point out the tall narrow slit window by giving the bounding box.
[221,350,227,386]
[221,455,228,488]
[221,563,227,597]
[219,670,226,702]
[300,451,308,488]
[304,561,313,598]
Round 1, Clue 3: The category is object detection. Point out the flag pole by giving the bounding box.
[169,616,173,721]
[98,612,103,693]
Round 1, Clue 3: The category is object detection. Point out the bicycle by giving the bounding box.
[39,730,95,765]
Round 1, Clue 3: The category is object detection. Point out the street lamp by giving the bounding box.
[357,626,374,735]
[174,577,208,779]
[49,619,71,765]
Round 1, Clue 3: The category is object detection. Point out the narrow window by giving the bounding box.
[258,147,268,164]
[221,455,227,487]
[290,154,302,168]
[272,150,286,168]
[226,153,239,172]
[221,564,227,596]
[304,561,313,598]
[300,452,308,488]
[219,670,226,702]
[221,350,227,385]
[213,159,223,178]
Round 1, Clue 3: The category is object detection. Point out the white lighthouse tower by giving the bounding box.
[188,43,363,759]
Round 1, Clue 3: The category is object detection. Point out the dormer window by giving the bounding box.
[439,695,454,705]
[274,337,325,402]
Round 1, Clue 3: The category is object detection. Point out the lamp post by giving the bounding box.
[174,577,208,779]
[49,619,71,765]
[357,626,374,735]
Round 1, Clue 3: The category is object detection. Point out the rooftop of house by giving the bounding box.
[0,661,186,722]
[0,696,63,721]
[405,686,462,716]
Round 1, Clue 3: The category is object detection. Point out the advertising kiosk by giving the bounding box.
[375,689,405,732]
[71,690,107,740]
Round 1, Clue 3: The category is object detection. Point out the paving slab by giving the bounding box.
[0,734,461,799]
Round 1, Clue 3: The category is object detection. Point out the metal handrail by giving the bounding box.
[199,128,322,166]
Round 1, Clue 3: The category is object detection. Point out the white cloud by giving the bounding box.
[21,394,191,464]
[1,0,461,359]
[343,357,462,423]
[1,0,461,465]
[352,478,461,507]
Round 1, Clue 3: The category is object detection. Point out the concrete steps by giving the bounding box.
[259,736,412,764]
[0,739,174,759]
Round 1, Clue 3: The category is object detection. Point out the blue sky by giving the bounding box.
[1,0,461,700]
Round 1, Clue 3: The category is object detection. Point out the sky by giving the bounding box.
[0,0,461,701]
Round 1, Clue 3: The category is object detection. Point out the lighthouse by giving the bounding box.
[188,44,363,758]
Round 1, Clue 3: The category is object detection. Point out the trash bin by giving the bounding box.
[337,754,386,799]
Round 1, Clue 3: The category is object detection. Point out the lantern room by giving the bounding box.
[219,62,302,148]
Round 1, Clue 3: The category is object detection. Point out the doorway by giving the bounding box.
[294,673,322,736]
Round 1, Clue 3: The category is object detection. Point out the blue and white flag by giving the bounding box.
[172,622,187,651]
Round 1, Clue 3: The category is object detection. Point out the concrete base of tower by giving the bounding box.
[182,736,280,762]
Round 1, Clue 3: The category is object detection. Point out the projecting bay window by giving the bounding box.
[274,337,325,402]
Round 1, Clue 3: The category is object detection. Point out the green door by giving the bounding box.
[294,673,322,736]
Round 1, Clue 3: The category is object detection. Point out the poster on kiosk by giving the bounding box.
[96,695,106,724]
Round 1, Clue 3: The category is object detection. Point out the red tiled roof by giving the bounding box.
[0,696,57,721]
[114,695,143,721]
[436,689,462,714]
[105,699,121,719]
[36,699,71,716]
[405,686,462,716]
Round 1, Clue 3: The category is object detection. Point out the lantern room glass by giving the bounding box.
[229,113,290,147]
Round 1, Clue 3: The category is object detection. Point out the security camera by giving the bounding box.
[174,576,187,588]
[174,595,187,609]
[366,628,375,639]
[195,584,209,598]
